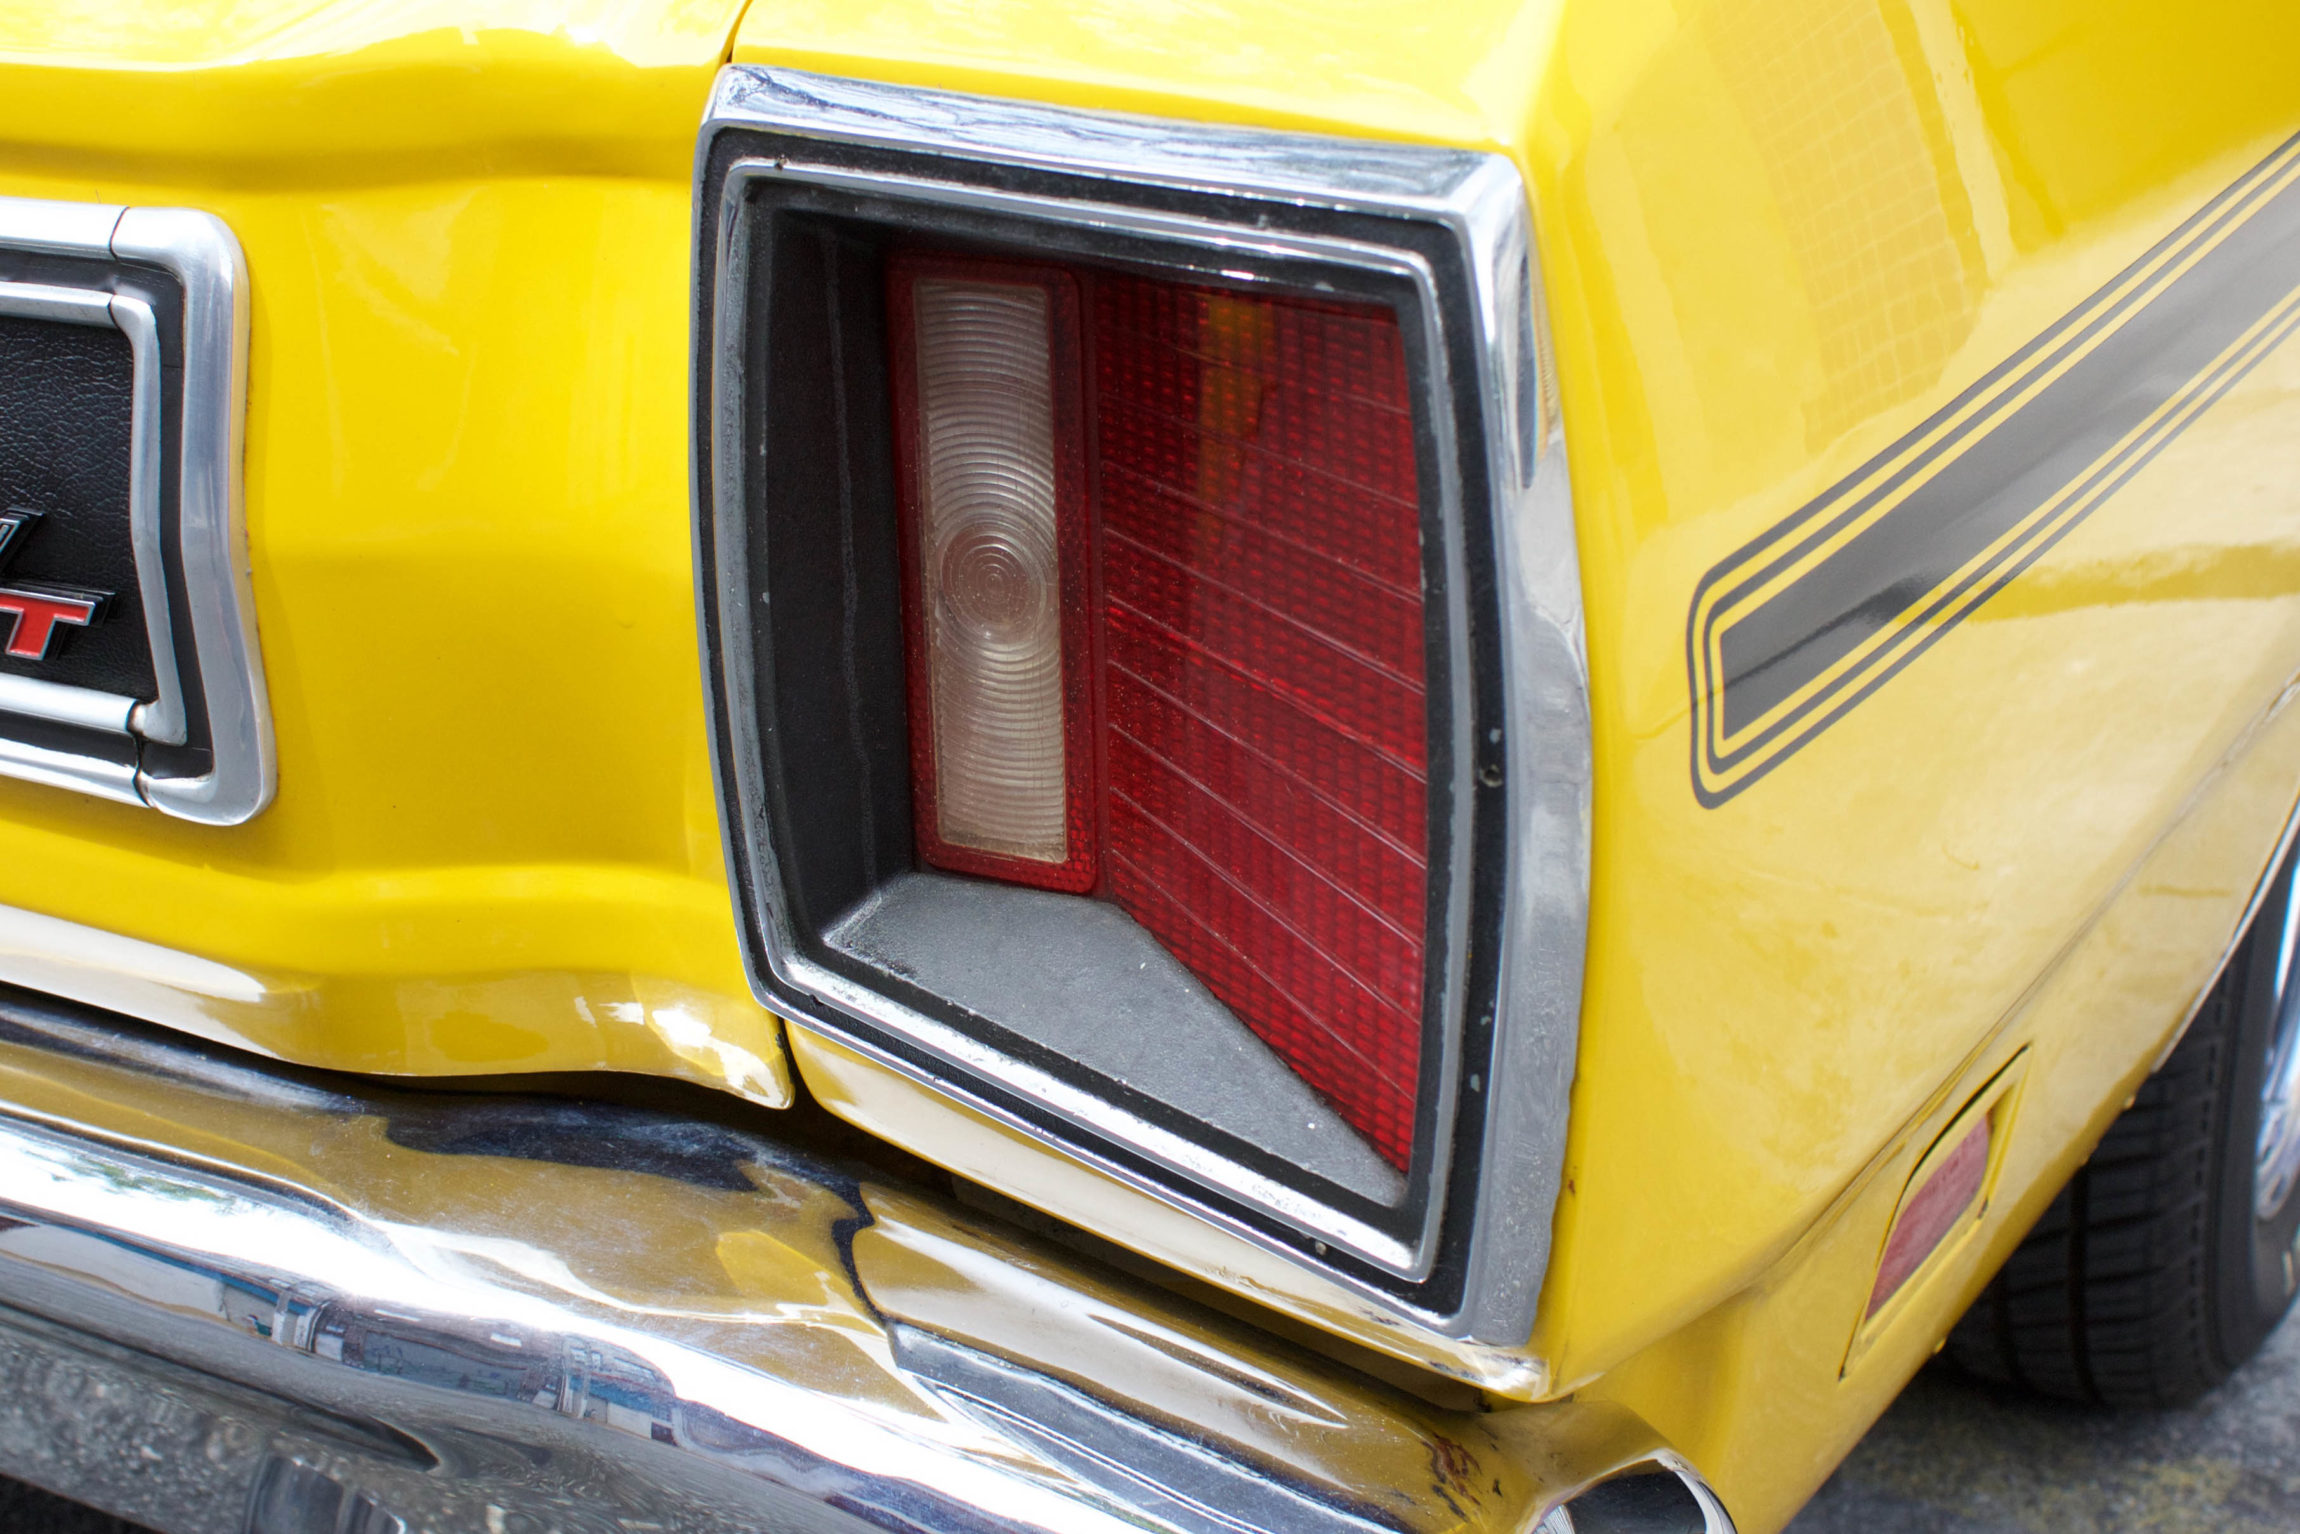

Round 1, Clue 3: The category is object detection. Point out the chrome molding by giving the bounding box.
[113,206,273,822]
[110,289,189,749]
[1532,1455,1739,1534]
[0,996,1726,1534]
[696,66,1591,1349]
[0,196,272,823]
[0,672,134,734]
[708,65,1495,211]
[1460,169,1593,1342]
[0,733,141,805]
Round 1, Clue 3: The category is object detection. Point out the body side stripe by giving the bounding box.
[1689,132,2300,806]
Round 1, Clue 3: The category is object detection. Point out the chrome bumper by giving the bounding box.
[0,992,1730,1534]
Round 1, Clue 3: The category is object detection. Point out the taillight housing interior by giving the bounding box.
[890,250,1434,1170]
[696,68,1587,1342]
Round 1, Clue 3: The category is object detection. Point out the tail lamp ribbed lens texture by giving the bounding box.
[893,258,1428,1170]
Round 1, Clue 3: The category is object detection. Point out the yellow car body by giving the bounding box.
[0,3,2296,1531]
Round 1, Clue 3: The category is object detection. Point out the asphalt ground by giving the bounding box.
[2,1309,2294,1531]
[1789,1306,2300,1532]
[0,1475,140,1532]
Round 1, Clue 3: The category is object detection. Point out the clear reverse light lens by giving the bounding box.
[910,276,1070,865]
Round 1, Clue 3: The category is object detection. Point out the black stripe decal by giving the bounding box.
[1689,132,2300,806]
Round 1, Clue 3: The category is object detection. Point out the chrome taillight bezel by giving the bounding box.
[693,64,1588,1344]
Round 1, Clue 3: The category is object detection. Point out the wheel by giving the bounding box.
[1948,838,2300,1405]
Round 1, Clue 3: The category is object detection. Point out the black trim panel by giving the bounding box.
[0,316,151,699]
[1690,132,2300,806]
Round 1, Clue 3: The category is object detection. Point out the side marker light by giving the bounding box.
[1868,1116,1992,1318]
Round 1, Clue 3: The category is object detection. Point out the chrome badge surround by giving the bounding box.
[0,197,272,823]
[695,65,1590,1346]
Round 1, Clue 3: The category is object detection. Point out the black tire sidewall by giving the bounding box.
[2214,860,2300,1369]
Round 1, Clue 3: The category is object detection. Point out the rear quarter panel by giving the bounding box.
[734,0,2300,1522]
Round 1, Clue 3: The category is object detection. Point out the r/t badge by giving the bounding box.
[0,509,110,661]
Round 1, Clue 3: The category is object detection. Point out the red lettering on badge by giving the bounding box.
[0,589,101,660]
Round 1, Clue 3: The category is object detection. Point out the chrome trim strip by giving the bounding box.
[698,66,1591,1349]
[1533,1455,1741,1534]
[113,207,274,824]
[0,1000,1723,1534]
[0,735,141,804]
[786,943,1423,1270]
[0,672,134,735]
[0,194,121,257]
[0,278,112,327]
[765,160,1453,275]
[0,197,273,822]
[709,65,1494,211]
[1459,160,1593,1343]
[109,291,189,748]
[1674,1453,1747,1534]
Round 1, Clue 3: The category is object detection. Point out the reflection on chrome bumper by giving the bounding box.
[0,992,1731,1534]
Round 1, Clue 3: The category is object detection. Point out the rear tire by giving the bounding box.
[1948,844,2300,1405]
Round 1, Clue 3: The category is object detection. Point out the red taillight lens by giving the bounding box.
[892,259,1427,1170]
[1095,276,1427,1172]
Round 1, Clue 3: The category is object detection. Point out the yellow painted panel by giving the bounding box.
[0,4,789,1105]
[1539,0,2300,1385]
[0,2,2296,1527]
[1526,0,2300,1524]
[1585,682,2300,1533]
[733,0,1561,149]
[0,0,747,181]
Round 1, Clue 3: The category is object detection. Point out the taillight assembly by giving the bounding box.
[889,254,1429,1168]
[697,67,1588,1352]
